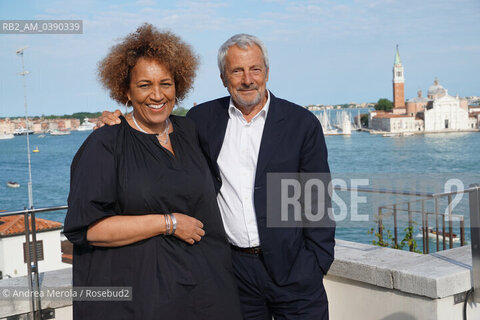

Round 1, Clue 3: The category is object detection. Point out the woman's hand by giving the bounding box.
[95,109,123,129]
[86,213,205,247]
[172,213,205,245]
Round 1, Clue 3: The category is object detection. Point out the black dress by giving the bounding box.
[63,116,242,320]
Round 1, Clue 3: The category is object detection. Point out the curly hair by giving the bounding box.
[98,23,199,104]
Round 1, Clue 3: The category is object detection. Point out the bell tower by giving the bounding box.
[393,45,405,111]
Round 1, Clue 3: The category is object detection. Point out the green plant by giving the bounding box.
[399,225,420,253]
[368,227,391,247]
[368,223,421,253]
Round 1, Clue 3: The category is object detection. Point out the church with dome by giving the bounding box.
[370,47,478,133]
[417,79,472,131]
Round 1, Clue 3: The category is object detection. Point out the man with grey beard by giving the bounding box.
[186,34,335,320]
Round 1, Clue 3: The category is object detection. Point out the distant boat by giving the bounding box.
[317,111,340,135]
[77,118,95,131]
[32,146,39,153]
[13,128,34,136]
[382,132,414,137]
[421,227,460,243]
[37,134,46,138]
[317,110,352,135]
[50,129,71,136]
[382,132,399,137]
[332,111,352,135]
[0,133,14,140]
[7,181,20,188]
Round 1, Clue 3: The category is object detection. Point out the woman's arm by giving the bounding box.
[87,212,205,247]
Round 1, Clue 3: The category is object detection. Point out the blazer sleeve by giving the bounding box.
[63,130,118,248]
[300,114,336,275]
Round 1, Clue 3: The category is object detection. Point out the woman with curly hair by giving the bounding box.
[64,24,242,319]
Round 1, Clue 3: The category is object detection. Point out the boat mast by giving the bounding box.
[16,47,33,209]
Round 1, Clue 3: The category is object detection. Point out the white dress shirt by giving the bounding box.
[216,91,271,248]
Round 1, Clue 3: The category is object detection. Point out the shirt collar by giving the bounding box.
[228,90,270,123]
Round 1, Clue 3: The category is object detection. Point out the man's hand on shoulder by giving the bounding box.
[94,109,123,130]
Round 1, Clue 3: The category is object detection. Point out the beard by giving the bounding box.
[230,85,264,109]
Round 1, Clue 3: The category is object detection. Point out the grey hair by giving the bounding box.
[217,33,269,77]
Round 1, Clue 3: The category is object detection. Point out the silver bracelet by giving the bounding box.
[164,214,171,235]
[170,214,177,235]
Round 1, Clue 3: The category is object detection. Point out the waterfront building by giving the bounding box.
[407,80,472,132]
[370,113,415,133]
[470,103,480,128]
[406,89,429,116]
[413,79,470,132]
[370,46,478,133]
[0,119,14,135]
[469,105,480,113]
[0,118,81,134]
[468,115,478,129]
[32,122,43,132]
[415,117,425,131]
[368,110,384,129]
[0,216,69,279]
[422,89,469,131]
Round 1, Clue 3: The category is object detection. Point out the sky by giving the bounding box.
[0,0,479,117]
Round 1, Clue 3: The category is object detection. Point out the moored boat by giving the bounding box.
[421,227,460,243]
[77,118,95,131]
[0,133,14,140]
[382,132,414,137]
[7,181,20,188]
[382,132,399,137]
[13,128,34,136]
[50,129,71,136]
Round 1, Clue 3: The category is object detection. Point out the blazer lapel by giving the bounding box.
[255,92,286,183]
[207,99,230,167]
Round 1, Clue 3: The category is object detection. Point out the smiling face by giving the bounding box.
[221,44,269,116]
[127,57,175,133]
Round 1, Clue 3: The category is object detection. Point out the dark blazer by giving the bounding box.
[187,92,335,287]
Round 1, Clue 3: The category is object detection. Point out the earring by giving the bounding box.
[125,100,131,114]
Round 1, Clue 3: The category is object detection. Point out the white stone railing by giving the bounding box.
[325,239,479,320]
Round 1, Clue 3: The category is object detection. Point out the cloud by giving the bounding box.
[353,0,398,9]
[177,0,229,9]
[76,1,232,33]
[1,0,479,116]
[261,0,287,3]
[136,0,157,6]
[34,0,480,47]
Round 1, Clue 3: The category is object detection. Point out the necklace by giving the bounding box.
[131,112,170,144]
